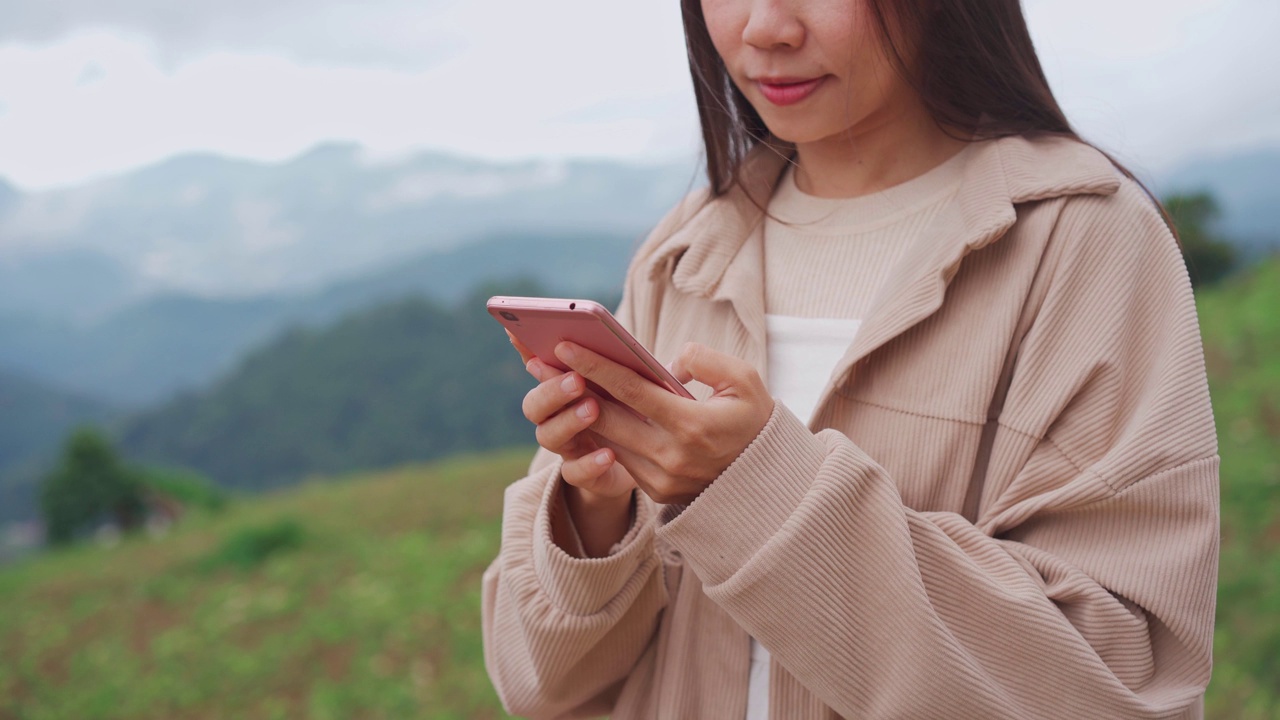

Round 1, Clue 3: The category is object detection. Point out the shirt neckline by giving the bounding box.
[767,143,973,233]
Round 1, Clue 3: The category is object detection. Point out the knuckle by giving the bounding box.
[560,457,587,487]
[534,422,556,450]
[671,457,697,480]
[615,376,646,405]
[521,388,539,420]
[537,411,578,450]
[672,417,701,444]
[571,351,595,374]
[658,446,687,476]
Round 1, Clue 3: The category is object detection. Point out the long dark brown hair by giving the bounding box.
[679,0,1175,233]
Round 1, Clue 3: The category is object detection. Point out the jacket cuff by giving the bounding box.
[531,462,656,616]
[656,401,826,586]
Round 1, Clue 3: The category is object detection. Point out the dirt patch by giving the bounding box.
[1259,396,1280,439]
[128,601,184,655]
[35,610,108,684]
[1203,344,1233,379]
[319,641,356,682]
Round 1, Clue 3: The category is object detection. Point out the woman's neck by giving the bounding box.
[790,99,970,199]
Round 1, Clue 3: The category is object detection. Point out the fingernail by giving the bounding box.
[557,342,577,362]
[576,402,592,420]
[594,450,611,466]
[526,359,542,376]
[561,374,578,393]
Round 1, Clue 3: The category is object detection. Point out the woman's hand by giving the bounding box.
[508,330,640,558]
[550,339,774,505]
[508,330,637,500]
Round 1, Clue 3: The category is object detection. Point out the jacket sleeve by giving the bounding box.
[480,455,666,719]
[656,182,1220,718]
[479,190,710,718]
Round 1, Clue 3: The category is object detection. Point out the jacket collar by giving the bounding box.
[643,133,1121,300]
[640,135,1121,403]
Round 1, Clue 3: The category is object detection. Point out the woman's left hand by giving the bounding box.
[552,340,774,505]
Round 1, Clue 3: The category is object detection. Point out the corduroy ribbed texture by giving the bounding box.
[480,134,1220,720]
[763,143,967,319]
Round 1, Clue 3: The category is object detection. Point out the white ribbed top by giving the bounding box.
[763,144,972,319]
[749,146,971,720]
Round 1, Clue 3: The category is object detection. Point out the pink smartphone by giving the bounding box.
[487,295,695,401]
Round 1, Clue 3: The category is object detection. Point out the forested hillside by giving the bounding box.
[0,232,637,407]
[117,280,621,493]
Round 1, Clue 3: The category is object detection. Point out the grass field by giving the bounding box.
[1,261,1277,719]
[0,449,529,720]
[1196,259,1280,719]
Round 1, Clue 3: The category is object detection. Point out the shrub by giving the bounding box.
[202,518,305,571]
[135,465,229,515]
[40,427,146,545]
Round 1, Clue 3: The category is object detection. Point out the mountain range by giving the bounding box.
[0,230,641,407]
[0,142,697,322]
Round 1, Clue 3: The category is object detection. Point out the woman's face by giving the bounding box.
[700,0,914,145]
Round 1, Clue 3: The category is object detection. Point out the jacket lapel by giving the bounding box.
[644,145,791,377]
[642,134,1121,424]
[807,140,1019,412]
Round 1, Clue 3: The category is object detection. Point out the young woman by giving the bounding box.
[482,0,1220,718]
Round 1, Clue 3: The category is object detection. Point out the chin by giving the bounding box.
[759,119,841,146]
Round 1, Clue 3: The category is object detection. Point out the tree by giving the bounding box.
[1164,192,1237,288]
[39,426,145,545]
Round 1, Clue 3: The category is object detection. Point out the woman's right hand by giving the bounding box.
[510,330,637,557]
[509,331,638,501]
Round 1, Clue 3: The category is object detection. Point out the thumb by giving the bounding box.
[670,342,746,392]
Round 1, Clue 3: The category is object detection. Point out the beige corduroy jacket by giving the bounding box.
[481,134,1220,719]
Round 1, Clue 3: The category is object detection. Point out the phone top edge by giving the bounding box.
[487,295,609,314]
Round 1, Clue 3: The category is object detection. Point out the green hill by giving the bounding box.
[0,278,619,526]
[0,231,637,408]
[0,448,530,719]
[116,280,620,495]
[1195,256,1280,718]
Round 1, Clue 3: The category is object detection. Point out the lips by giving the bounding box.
[755,76,827,106]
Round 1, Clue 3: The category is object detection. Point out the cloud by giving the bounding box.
[0,0,461,70]
[0,0,1274,190]
[362,163,570,212]
[0,2,700,191]
[1026,0,1280,173]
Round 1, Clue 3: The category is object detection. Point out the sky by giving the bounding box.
[0,0,1276,192]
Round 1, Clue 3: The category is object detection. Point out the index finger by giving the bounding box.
[506,329,535,364]
[553,341,686,425]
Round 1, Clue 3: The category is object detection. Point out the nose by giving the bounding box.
[741,0,805,50]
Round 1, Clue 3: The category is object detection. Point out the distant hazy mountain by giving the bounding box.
[0,249,145,323]
[0,178,18,217]
[1158,148,1280,256]
[0,231,639,407]
[2,139,1274,409]
[0,142,696,320]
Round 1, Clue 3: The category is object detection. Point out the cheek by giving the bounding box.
[823,7,899,98]
[699,0,743,59]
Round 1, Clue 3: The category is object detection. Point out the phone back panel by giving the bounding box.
[487,296,692,399]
